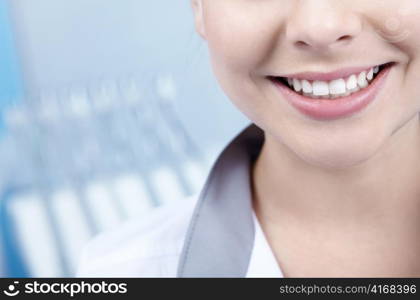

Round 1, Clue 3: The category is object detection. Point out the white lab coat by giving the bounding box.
[76,123,284,277]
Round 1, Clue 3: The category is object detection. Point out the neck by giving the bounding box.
[252,115,420,228]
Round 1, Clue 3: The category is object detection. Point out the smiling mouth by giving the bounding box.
[268,62,394,100]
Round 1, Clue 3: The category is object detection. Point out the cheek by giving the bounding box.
[201,3,291,123]
[202,4,284,123]
[385,11,420,110]
[203,4,283,73]
[403,59,420,113]
[370,1,420,52]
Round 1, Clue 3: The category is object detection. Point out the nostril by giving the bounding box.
[338,35,352,42]
[295,40,309,48]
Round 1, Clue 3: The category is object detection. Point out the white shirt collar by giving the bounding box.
[246,210,284,277]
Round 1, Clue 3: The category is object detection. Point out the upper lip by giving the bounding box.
[271,64,388,82]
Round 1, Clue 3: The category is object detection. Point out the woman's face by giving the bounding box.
[192,0,420,169]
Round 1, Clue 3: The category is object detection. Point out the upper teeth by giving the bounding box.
[286,66,380,99]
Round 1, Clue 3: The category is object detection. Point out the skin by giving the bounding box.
[191,0,420,277]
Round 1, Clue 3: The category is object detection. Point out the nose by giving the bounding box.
[285,0,362,52]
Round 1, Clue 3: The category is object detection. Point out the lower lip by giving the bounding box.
[270,65,393,121]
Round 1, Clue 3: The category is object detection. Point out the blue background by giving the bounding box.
[0,0,248,277]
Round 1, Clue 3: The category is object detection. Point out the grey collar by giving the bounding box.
[176,123,265,277]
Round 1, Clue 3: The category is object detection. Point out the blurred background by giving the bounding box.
[0,0,248,277]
